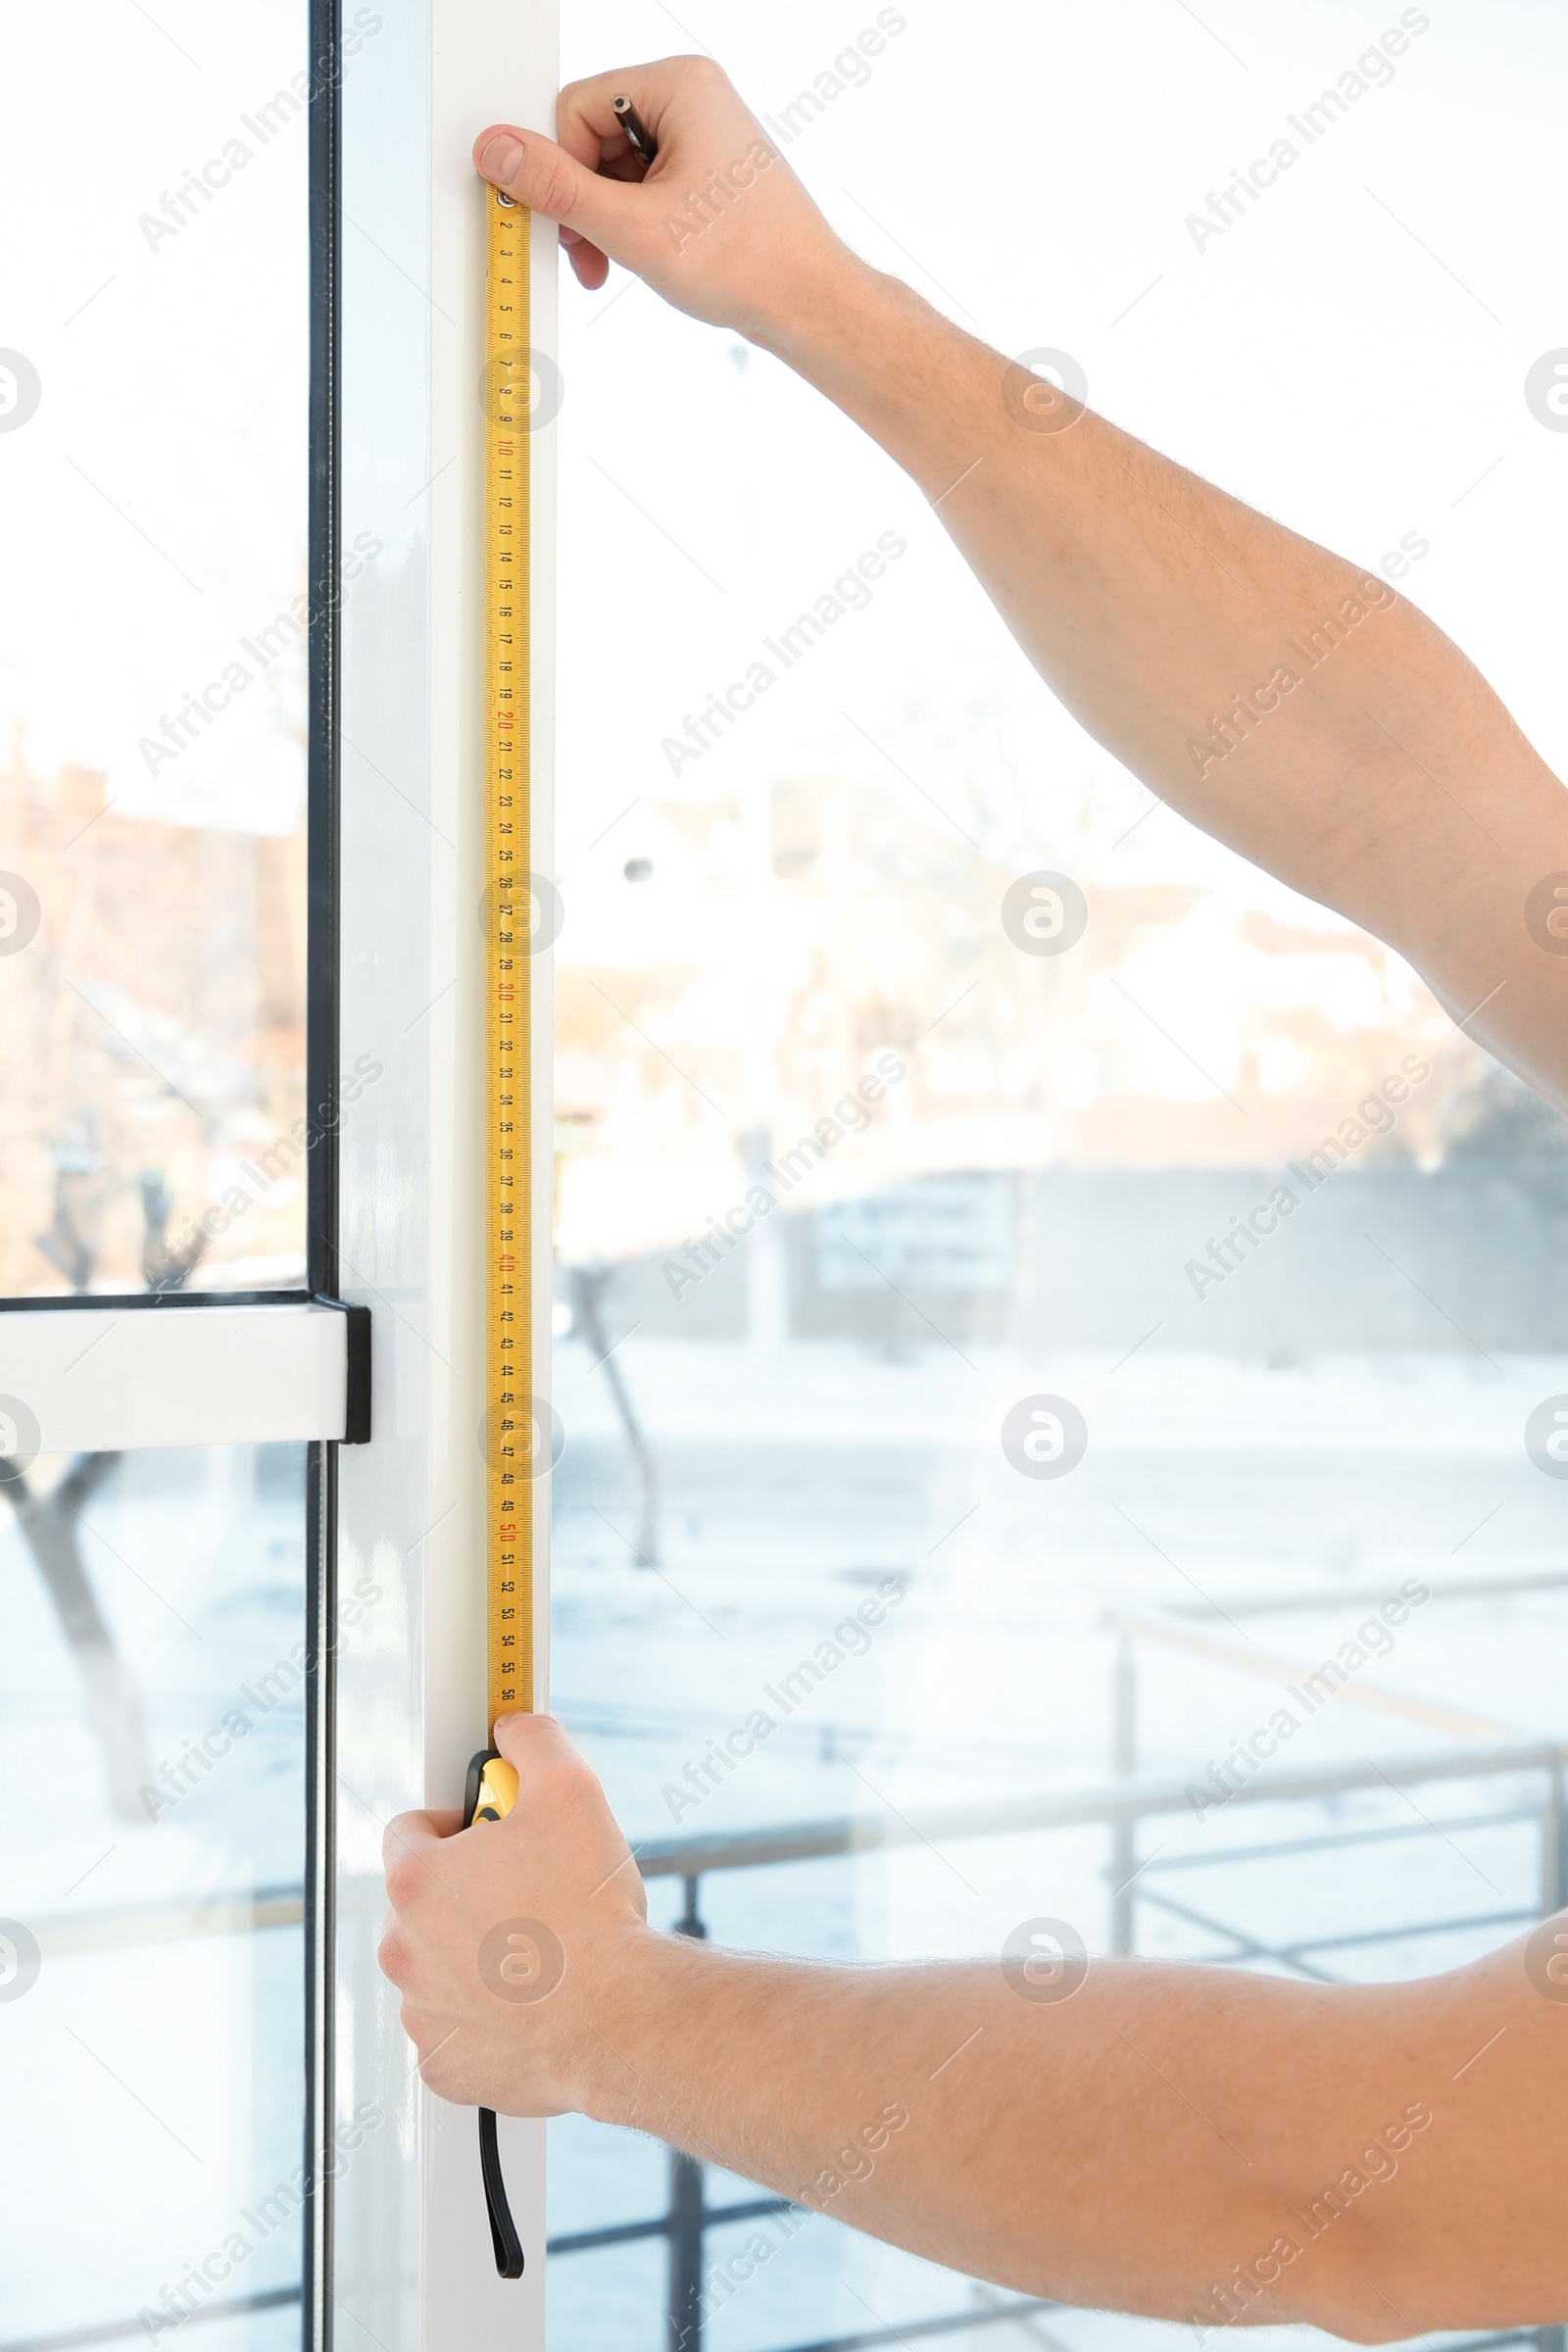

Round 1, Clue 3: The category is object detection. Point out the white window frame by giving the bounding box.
[330,4,558,2348]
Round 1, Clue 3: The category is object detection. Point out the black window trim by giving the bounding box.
[304,0,342,2343]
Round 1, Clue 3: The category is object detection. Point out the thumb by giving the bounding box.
[474,126,635,261]
[492,1710,579,1774]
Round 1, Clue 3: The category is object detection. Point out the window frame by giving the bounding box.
[328,3,558,2346]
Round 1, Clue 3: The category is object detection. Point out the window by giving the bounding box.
[1,1444,311,2347]
[6,0,559,2337]
[545,7,1568,2348]
[1,6,357,2345]
[1,1,316,1300]
[7,6,1562,2349]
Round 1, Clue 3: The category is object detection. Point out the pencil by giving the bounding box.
[612,93,659,170]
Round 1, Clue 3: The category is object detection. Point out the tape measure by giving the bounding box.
[466,178,533,2288]
[483,182,533,1739]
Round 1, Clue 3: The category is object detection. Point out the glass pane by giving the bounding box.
[550,4,1568,2346]
[0,1,317,1298]
[0,1441,309,2347]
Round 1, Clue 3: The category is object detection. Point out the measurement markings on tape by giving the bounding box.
[484,184,533,1734]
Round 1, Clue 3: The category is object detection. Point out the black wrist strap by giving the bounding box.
[465,1747,525,2280]
[478,2105,526,2278]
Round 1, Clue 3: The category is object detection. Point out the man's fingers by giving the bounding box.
[472,122,634,255]
[383,1808,463,1872]
[491,1710,580,1776]
[558,56,720,149]
[566,241,612,292]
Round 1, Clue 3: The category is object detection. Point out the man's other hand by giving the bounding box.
[378,1713,649,2116]
[472,56,861,347]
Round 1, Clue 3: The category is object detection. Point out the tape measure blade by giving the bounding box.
[484,188,534,1735]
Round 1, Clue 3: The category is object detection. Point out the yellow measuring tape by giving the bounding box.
[483,184,533,1741]
[468,181,534,2286]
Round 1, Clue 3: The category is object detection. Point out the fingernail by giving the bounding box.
[480,134,525,184]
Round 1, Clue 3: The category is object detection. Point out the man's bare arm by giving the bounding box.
[474,58,1568,1109]
[380,1716,1568,2341]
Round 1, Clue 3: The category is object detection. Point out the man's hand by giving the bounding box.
[378,1713,650,2117]
[472,57,863,348]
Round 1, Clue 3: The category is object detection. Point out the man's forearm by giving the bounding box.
[760,265,1568,1105]
[385,1727,1568,2341]
[564,1925,1551,2340]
